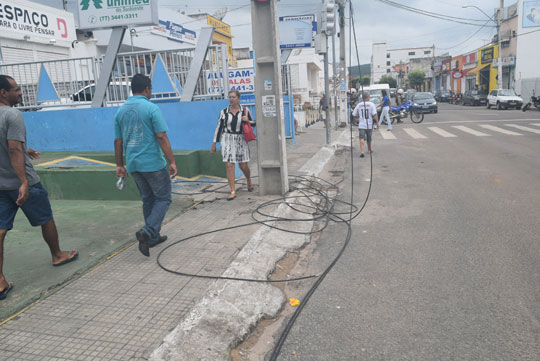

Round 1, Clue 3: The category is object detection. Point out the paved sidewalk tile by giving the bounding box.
[0,123,335,360]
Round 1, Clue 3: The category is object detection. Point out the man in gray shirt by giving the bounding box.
[0,75,78,301]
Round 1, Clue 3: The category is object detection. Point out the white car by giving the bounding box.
[39,82,131,111]
[487,89,523,110]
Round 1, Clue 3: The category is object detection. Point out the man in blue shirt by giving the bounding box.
[114,74,177,257]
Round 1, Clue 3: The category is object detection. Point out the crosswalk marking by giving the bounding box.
[451,125,490,136]
[427,127,457,137]
[403,128,427,139]
[379,129,397,139]
[531,123,540,127]
[506,124,540,134]
[479,124,522,136]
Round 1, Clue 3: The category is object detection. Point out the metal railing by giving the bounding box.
[0,45,228,110]
[0,57,98,110]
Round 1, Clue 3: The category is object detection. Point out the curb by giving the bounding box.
[150,129,351,361]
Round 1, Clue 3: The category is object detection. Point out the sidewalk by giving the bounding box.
[0,121,347,361]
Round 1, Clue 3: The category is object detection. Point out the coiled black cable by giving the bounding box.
[268,2,373,359]
[156,2,373,357]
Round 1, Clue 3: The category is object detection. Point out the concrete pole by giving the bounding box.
[324,35,331,144]
[332,31,338,130]
[338,0,347,127]
[251,0,289,195]
[497,0,504,89]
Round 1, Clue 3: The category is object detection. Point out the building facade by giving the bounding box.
[287,48,323,107]
[515,0,540,101]
[0,0,77,64]
[371,41,435,84]
[450,56,463,94]
[462,51,478,91]
[498,3,519,90]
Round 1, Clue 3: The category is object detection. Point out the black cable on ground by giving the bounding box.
[268,2,374,359]
[156,174,354,283]
[156,2,375,357]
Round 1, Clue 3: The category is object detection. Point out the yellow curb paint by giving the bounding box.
[0,300,40,326]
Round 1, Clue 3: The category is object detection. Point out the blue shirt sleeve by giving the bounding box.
[150,104,168,133]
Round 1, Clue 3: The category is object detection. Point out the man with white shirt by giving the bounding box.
[352,91,379,158]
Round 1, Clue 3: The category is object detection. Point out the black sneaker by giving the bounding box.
[136,229,150,257]
[149,235,168,248]
[360,153,365,158]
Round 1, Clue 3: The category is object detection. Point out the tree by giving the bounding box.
[361,76,370,86]
[352,75,370,90]
[408,70,425,90]
[377,75,397,88]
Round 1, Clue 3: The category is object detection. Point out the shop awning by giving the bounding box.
[465,64,490,76]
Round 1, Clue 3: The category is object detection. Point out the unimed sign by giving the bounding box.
[78,0,158,30]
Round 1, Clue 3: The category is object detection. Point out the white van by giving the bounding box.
[368,83,390,98]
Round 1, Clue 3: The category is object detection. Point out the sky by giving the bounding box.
[35,0,504,65]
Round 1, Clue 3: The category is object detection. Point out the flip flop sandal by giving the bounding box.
[0,282,14,300]
[53,250,79,266]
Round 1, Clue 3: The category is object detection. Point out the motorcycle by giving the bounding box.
[450,93,462,105]
[522,90,540,112]
[387,100,425,124]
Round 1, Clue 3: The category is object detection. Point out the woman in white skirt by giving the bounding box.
[211,90,255,200]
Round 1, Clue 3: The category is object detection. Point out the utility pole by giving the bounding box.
[332,31,338,130]
[497,0,504,89]
[251,0,289,195]
[337,0,347,127]
[320,0,336,144]
[324,38,331,143]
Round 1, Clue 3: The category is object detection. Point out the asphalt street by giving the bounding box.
[273,103,540,361]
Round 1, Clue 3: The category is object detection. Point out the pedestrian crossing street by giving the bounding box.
[377,123,540,140]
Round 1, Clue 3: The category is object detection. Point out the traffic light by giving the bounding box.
[320,0,336,35]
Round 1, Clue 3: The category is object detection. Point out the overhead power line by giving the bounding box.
[438,18,494,50]
[376,0,497,27]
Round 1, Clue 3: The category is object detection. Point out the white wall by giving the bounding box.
[0,38,70,64]
[286,48,323,105]
[371,41,388,83]
[515,0,540,100]
[388,47,434,65]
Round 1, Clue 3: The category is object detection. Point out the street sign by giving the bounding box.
[206,68,255,94]
[0,0,76,46]
[77,0,159,30]
[279,15,316,49]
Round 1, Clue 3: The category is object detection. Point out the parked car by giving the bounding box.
[462,89,488,106]
[404,89,417,102]
[39,81,178,111]
[411,92,438,113]
[39,82,131,110]
[486,89,523,110]
[435,90,451,102]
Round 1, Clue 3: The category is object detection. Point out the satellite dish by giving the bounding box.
[213,7,228,20]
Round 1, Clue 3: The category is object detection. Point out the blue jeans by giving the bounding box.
[131,168,172,242]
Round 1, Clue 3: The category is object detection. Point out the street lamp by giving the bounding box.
[462,4,503,89]
[129,28,138,52]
